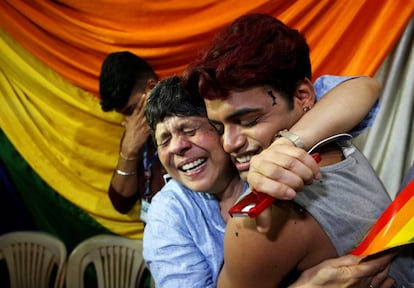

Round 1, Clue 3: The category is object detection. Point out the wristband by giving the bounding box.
[115,169,137,176]
[274,129,306,149]
[119,151,138,161]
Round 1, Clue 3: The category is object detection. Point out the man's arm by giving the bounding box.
[218,201,337,288]
[290,76,381,149]
[247,76,381,202]
[108,171,140,214]
[218,203,395,288]
[108,99,150,213]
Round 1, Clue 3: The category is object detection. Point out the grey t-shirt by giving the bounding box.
[295,141,414,285]
[295,142,390,255]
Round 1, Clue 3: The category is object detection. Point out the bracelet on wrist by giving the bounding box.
[115,169,137,176]
[119,151,138,161]
[274,129,306,149]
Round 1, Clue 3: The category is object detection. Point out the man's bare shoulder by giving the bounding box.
[220,201,337,288]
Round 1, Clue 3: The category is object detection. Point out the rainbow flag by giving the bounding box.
[351,179,414,257]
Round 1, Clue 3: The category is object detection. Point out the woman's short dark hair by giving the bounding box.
[145,76,207,135]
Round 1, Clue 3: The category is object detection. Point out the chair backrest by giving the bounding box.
[65,234,146,288]
[0,230,67,288]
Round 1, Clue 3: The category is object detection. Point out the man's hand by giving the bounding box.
[247,139,321,200]
[289,253,396,288]
[121,94,150,156]
[247,138,321,232]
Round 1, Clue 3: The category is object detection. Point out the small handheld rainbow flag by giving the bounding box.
[351,179,414,257]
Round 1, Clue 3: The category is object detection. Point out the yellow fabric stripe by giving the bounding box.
[0,28,143,239]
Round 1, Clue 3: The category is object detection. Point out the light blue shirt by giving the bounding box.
[143,180,249,288]
[143,75,380,288]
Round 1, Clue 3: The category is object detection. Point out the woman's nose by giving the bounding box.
[169,135,191,155]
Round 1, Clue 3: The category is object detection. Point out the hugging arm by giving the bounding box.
[289,76,381,149]
[247,76,381,202]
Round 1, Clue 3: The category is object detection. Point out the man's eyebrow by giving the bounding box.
[225,108,261,120]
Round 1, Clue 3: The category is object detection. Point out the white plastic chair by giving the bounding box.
[65,234,147,288]
[0,230,67,288]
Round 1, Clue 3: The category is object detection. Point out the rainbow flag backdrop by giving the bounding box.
[351,179,414,257]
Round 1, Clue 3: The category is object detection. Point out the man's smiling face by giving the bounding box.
[205,86,300,180]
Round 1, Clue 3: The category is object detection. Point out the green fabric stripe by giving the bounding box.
[0,129,114,252]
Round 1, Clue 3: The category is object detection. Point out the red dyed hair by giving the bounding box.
[184,13,311,106]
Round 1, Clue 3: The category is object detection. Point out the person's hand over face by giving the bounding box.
[247,138,321,232]
[289,252,396,288]
[121,94,150,155]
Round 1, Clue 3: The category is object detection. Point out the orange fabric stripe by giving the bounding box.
[0,1,413,96]
[352,180,414,256]
[358,197,414,256]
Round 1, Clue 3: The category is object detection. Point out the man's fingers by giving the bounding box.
[253,153,316,184]
[325,254,363,267]
[248,145,320,187]
[267,143,321,176]
[247,144,323,232]
[370,265,392,288]
[291,254,395,288]
[247,152,320,199]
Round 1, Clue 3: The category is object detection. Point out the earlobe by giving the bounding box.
[296,78,316,109]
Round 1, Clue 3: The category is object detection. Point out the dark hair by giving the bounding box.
[185,13,311,108]
[99,51,158,112]
[145,76,207,137]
